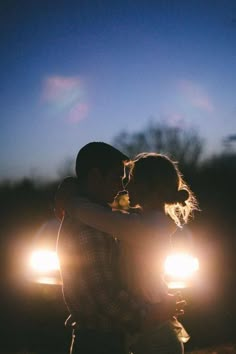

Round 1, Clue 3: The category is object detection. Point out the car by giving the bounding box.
[27,218,199,290]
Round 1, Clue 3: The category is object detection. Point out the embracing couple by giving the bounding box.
[56,142,198,354]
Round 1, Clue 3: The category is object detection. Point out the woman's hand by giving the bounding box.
[141,294,186,330]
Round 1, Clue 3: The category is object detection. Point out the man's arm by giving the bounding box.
[141,295,186,330]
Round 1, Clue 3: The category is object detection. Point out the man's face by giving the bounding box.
[101,164,125,204]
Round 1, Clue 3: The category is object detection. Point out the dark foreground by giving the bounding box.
[1,276,235,354]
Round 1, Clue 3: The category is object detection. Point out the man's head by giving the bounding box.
[75,142,129,203]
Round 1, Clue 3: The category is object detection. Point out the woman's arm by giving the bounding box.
[66,197,176,244]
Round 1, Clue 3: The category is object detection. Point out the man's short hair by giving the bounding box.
[75,142,129,179]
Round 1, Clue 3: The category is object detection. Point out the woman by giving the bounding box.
[58,152,198,354]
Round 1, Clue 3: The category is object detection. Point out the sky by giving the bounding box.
[1,0,236,181]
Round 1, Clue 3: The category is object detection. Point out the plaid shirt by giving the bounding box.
[57,213,147,332]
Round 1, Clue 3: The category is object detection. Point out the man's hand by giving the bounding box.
[142,294,186,330]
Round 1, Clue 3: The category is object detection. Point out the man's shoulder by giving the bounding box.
[61,215,114,241]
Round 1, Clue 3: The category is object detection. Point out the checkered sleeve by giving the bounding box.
[78,227,147,331]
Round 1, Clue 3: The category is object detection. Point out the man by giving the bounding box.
[56,142,180,354]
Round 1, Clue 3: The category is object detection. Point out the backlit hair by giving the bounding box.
[126,152,198,226]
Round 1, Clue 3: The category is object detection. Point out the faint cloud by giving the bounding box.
[223,134,236,147]
[178,79,214,113]
[225,134,236,142]
[41,75,88,123]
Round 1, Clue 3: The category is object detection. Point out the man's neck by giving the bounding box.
[87,194,109,207]
[78,187,108,207]
[77,179,110,207]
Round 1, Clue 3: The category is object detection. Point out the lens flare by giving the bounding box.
[42,75,88,123]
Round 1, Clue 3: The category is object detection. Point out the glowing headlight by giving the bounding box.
[30,250,60,273]
[164,253,199,289]
[164,253,199,278]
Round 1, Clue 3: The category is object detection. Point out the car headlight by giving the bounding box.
[30,250,60,273]
[164,253,199,289]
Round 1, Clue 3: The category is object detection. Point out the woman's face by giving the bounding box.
[126,175,143,207]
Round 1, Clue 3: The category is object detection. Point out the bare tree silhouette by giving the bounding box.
[113,121,204,170]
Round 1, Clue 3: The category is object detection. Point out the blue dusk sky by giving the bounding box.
[1,0,236,181]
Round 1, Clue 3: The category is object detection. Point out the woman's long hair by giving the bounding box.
[126,153,199,227]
